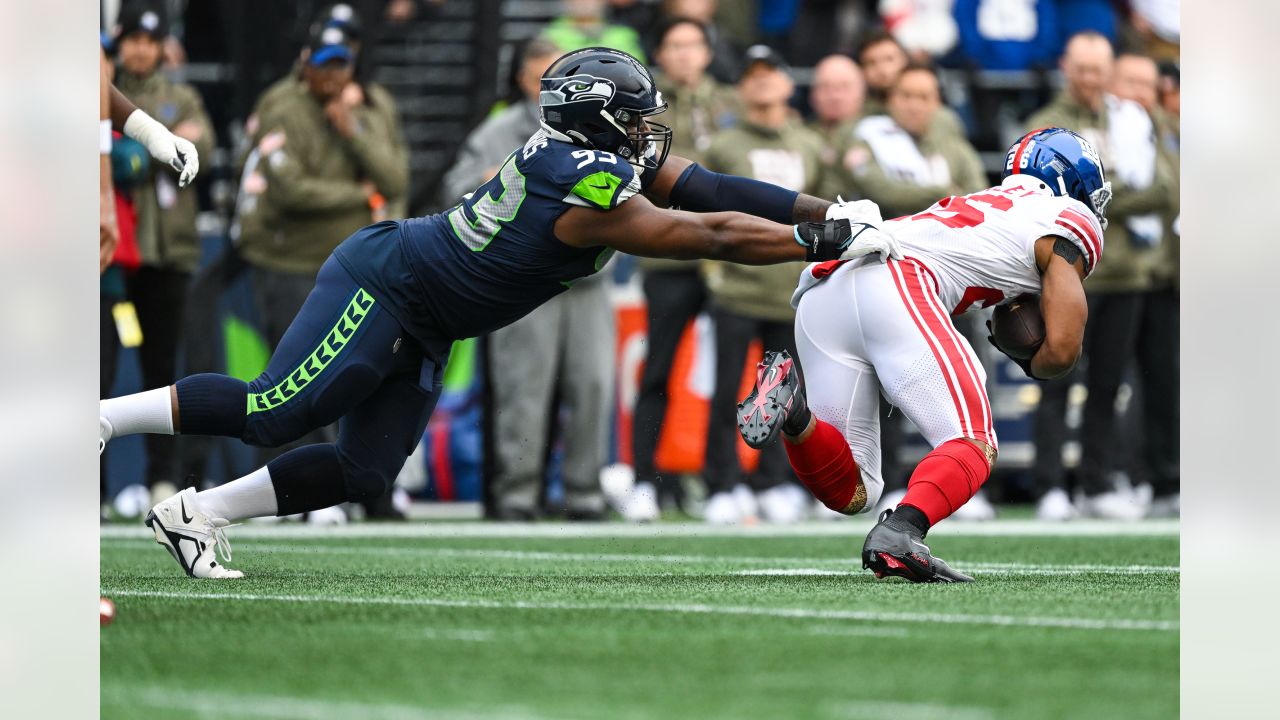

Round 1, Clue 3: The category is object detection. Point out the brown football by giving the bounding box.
[991,294,1045,360]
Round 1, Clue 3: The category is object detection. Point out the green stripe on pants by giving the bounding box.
[246,289,376,415]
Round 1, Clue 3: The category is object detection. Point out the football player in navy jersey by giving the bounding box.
[99,47,903,578]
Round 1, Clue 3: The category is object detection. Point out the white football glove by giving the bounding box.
[825,196,884,225]
[826,196,902,262]
[123,109,201,187]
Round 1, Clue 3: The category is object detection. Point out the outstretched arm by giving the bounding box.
[645,155,834,224]
[556,194,804,265]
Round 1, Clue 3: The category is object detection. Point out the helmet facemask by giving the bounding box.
[614,105,672,171]
[1089,182,1113,230]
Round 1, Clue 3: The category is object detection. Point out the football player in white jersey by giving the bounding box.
[737,127,1110,582]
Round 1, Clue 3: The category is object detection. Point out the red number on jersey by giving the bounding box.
[913,192,1014,229]
[953,286,1005,315]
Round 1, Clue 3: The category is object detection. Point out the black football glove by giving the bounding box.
[985,319,1041,380]
[793,219,884,262]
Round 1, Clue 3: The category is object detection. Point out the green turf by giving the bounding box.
[100,526,1178,719]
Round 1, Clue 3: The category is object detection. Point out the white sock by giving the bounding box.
[196,466,279,521]
[101,387,175,437]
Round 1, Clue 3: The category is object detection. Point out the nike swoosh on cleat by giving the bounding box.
[180,498,194,524]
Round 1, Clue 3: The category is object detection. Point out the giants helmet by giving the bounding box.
[539,47,672,170]
[1003,127,1112,227]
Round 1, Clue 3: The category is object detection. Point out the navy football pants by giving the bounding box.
[174,254,445,515]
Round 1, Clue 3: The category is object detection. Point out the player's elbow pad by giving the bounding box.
[669,162,798,225]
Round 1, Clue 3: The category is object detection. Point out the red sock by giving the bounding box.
[900,439,992,525]
[784,419,866,514]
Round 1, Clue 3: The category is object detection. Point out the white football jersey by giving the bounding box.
[881,174,1104,316]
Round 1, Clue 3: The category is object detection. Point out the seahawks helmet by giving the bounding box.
[1003,127,1112,227]
[539,47,672,170]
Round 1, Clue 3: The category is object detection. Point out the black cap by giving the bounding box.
[741,45,790,77]
[307,25,356,67]
[116,5,168,41]
[313,3,364,41]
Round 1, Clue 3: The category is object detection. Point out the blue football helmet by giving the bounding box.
[539,47,672,170]
[1003,127,1112,227]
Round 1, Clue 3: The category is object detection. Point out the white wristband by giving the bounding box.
[100,118,113,155]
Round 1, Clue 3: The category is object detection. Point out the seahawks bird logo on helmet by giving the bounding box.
[539,48,672,171]
[545,75,617,105]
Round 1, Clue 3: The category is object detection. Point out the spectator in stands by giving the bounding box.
[626,17,739,520]
[541,0,647,61]
[856,30,965,138]
[111,4,216,506]
[700,46,827,525]
[442,39,614,521]
[650,17,738,163]
[1110,52,1180,518]
[1027,32,1176,521]
[237,26,409,492]
[952,0,1061,70]
[658,0,741,83]
[807,53,866,199]
[845,64,985,219]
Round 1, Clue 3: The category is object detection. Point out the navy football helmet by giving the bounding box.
[1003,127,1112,227]
[539,47,672,170]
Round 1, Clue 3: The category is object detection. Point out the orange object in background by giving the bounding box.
[615,296,762,475]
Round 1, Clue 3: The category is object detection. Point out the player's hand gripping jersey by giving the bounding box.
[792,174,1104,316]
[333,130,642,346]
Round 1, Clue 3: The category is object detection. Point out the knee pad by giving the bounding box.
[336,448,395,503]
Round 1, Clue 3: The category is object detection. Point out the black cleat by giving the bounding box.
[861,509,974,583]
[736,350,810,450]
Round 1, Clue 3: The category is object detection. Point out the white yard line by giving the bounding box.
[101,539,1180,575]
[100,518,1179,540]
[830,700,996,720]
[102,685,547,720]
[101,588,1179,633]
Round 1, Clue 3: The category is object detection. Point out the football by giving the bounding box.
[991,294,1045,360]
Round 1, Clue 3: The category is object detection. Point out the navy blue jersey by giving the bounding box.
[334,131,642,345]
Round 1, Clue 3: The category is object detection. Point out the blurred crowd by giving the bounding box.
[101,0,1179,524]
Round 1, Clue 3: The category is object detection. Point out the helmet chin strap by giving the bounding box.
[538,121,575,144]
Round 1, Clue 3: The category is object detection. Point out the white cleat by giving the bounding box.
[703,491,743,525]
[731,484,760,522]
[950,490,997,521]
[1075,490,1147,521]
[99,416,113,455]
[1036,488,1078,521]
[145,488,244,579]
[757,484,811,524]
[621,481,660,523]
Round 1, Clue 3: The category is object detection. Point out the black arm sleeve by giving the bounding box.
[667,162,800,225]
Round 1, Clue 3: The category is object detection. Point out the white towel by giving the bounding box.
[1106,95,1162,247]
[855,115,949,187]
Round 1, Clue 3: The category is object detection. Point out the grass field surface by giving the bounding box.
[100,519,1178,720]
